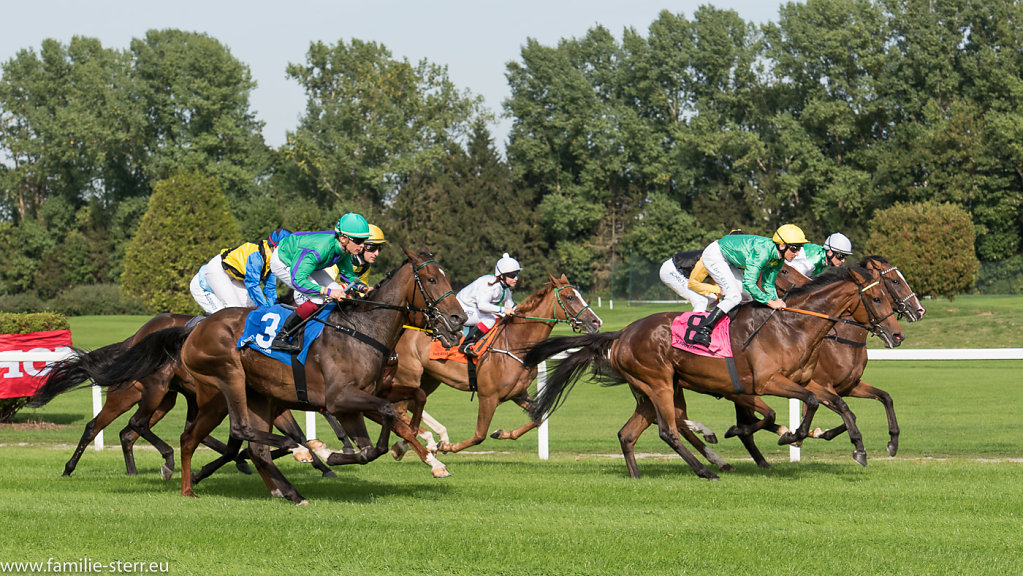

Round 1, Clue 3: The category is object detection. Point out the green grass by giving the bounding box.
[1,302,1021,575]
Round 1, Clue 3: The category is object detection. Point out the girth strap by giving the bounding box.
[290,355,309,404]
[309,317,391,356]
[725,356,743,393]
[824,334,867,347]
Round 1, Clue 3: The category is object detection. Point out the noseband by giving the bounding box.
[876,264,920,320]
[512,284,593,333]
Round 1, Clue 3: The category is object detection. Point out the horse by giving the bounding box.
[93,248,465,504]
[611,256,926,474]
[27,313,336,479]
[388,274,602,474]
[523,265,905,480]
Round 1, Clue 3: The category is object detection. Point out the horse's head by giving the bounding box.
[860,256,926,322]
[775,264,812,294]
[550,274,602,334]
[847,266,905,348]
[404,247,467,348]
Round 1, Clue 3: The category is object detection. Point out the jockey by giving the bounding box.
[456,253,519,357]
[691,224,808,346]
[189,228,291,313]
[789,232,853,277]
[268,213,372,352]
[351,224,387,285]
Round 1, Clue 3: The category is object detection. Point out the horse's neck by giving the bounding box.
[753,279,860,366]
[333,266,414,349]
[505,288,558,345]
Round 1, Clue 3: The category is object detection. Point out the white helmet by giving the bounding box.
[495,253,521,276]
[823,233,853,255]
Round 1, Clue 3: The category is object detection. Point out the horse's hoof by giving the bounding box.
[777,432,799,445]
[720,463,734,472]
[161,464,173,482]
[698,471,720,481]
[724,426,739,439]
[811,427,824,439]
[235,460,253,475]
[390,442,408,461]
[431,466,451,478]
[292,446,313,463]
[321,470,338,479]
[296,499,310,506]
[490,430,504,439]
[887,441,898,457]
[704,434,718,444]
[853,451,867,467]
[182,490,198,499]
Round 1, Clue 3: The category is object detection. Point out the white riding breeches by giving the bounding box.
[204,254,255,309]
[463,307,499,330]
[659,259,714,313]
[189,264,225,314]
[700,241,750,313]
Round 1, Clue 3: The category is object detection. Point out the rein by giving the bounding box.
[510,285,591,332]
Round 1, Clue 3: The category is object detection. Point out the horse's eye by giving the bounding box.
[428,277,437,284]
[873,297,881,303]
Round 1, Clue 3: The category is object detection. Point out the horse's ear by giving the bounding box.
[559,273,568,282]
[402,246,416,260]
[548,273,557,283]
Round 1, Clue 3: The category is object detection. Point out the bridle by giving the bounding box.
[352,257,459,337]
[873,263,920,321]
[511,284,594,333]
[778,272,899,346]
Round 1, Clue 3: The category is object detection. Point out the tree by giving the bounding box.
[122,171,240,312]
[866,201,979,299]
[282,39,486,210]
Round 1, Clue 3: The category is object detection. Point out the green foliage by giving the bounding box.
[866,201,980,299]
[47,284,149,316]
[0,312,70,333]
[122,172,240,312]
[975,255,1023,295]
[0,292,45,313]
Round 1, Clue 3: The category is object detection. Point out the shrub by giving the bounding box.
[975,255,1023,295]
[866,201,980,300]
[0,292,46,314]
[0,312,70,333]
[47,284,150,315]
[122,171,241,312]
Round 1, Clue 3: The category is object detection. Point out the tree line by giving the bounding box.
[2,0,1021,313]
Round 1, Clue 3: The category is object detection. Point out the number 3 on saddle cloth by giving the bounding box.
[236,303,333,366]
[671,312,734,359]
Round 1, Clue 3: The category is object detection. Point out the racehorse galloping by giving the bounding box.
[614,256,925,473]
[27,313,335,479]
[390,274,602,474]
[176,248,465,503]
[524,266,904,480]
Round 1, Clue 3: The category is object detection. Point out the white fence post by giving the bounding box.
[788,398,800,462]
[536,361,549,460]
[92,385,104,450]
[306,411,317,440]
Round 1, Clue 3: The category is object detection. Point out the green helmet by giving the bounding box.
[335,213,371,238]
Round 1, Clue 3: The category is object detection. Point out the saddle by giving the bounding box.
[670,312,733,358]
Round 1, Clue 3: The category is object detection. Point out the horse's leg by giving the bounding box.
[490,393,538,440]
[756,374,820,445]
[730,401,771,468]
[271,411,337,479]
[366,410,451,478]
[65,385,141,477]
[419,409,449,448]
[322,411,356,454]
[805,381,867,466]
[670,387,732,472]
[323,389,397,465]
[122,391,178,480]
[180,389,230,498]
[617,400,654,479]
[839,380,899,456]
[439,391,501,453]
[192,436,244,486]
[621,373,718,480]
[682,419,717,444]
[243,400,306,505]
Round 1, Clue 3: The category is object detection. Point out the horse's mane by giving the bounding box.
[780,266,869,301]
[514,279,559,315]
[331,254,424,315]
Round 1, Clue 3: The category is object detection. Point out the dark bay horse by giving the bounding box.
[611,256,925,473]
[101,248,465,504]
[524,266,904,480]
[27,313,334,479]
[389,274,602,476]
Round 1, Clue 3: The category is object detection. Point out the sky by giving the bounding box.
[1,1,787,151]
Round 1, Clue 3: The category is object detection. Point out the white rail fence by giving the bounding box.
[4,348,1021,460]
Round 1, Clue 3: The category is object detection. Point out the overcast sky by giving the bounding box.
[1,1,786,150]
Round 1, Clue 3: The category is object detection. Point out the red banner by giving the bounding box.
[0,330,73,399]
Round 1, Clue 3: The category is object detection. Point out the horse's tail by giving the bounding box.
[29,326,191,409]
[26,340,131,408]
[524,332,621,423]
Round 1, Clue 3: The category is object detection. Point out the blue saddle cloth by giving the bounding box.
[236,304,332,366]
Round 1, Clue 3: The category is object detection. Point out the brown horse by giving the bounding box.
[611,256,926,474]
[27,313,336,479]
[388,274,602,475]
[99,248,465,503]
[524,266,904,480]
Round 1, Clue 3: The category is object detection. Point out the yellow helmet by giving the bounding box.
[366,224,387,245]
[772,224,808,245]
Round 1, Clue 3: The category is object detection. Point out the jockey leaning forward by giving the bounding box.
[690,224,808,347]
[788,232,853,278]
[190,228,291,313]
[268,213,372,352]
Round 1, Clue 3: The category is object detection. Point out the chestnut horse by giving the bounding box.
[27,313,336,479]
[99,248,466,503]
[389,274,602,475]
[611,256,925,474]
[524,266,904,480]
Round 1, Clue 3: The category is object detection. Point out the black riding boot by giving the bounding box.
[691,308,726,346]
[459,325,486,358]
[271,312,305,353]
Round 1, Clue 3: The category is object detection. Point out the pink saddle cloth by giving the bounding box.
[670,312,733,358]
